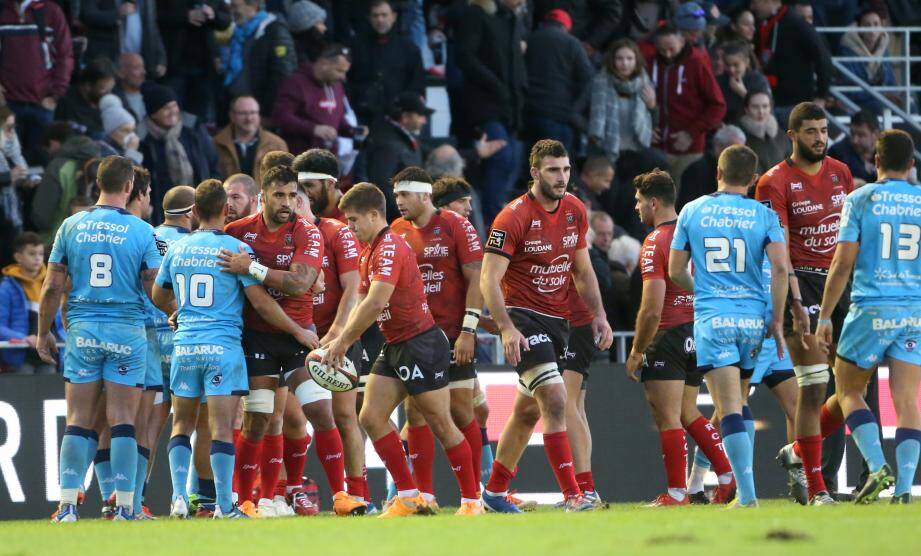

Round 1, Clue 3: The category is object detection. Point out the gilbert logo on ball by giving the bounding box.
[306,348,358,392]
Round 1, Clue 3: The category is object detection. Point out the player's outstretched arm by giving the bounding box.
[321,281,394,368]
[480,252,527,366]
[321,270,360,345]
[218,247,319,296]
[627,279,666,381]
[815,241,858,354]
[244,285,318,349]
[667,249,694,293]
[766,241,790,359]
[572,247,613,350]
[36,263,68,364]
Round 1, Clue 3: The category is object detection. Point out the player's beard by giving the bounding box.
[269,207,291,225]
[795,136,827,164]
[310,191,329,215]
[538,175,566,201]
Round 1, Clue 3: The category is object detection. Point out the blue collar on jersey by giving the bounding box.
[194,229,227,235]
[709,190,745,197]
[159,224,191,233]
[89,204,131,215]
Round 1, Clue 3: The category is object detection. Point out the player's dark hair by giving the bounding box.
[529,139,568,169]
[13,231,43,253]
[432,176,473,207]
[718,144,759,186]
[339,182,386,215]
[97,155,135,194]
[129,165,151,204]
[633,168,676,206]
[581,154,613,176]
[163,185,196,212]
[195,179,228,220]
[261,150,294,176]
[850,109,880,132]
[788,102,826,132]
[261,165,297,191]
[876,129,915,173]
[292,148,340,179]
[391,166,432,185]
[224,173,259,197]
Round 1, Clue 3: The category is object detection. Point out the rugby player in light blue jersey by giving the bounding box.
[816,129,921,505]
[152,180,316,519]
[669,145,789,508]
[38,156,170,522]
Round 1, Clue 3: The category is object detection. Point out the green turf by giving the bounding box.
[2,500,919,555]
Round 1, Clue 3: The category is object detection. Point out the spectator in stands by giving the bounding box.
[0,0,73,164]
[456,0,527,225]
[288,0,329,63]
[140,84,218,223]
[348,0,425,126]
[0,107,27,181]
[366,92,432,220]
[55,58,117,140]
[674,2,708,51]
[700,1,729,49]
[737,90,789,175]
[524,9,594,155]
[717,40,770,123]
[751,0,832,117]
[223,173,260,222]
[589,38,655,166]
[114,53,148,138]
[838,9,898,112]
[425,143,494,234]
[648,25,726,183]
[30,134,100,242]
[589,210,636,331]
[98,95,143,164]
[0,107,28,264]
[533,1,625,59]
[572,154,615,213]
[715,7,757,54]
[213,96,288,183]
[81,0,167,78]
[790,0,813,25]
[158,0,232,121]
[40,122,76,163]
[828,109,879,187]
[273,43,359,157]
[224,0,297,122]
[675,123,745,212]
[0,232,63,374]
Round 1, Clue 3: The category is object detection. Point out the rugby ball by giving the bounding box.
[306,348,358,392]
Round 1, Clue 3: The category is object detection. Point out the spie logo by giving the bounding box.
[562,233,578,249]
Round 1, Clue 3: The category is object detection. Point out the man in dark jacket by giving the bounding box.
[140,84,218,223]
[524,9,594,155]
[80,0,167,79]
[533,0,624,57]
[55,58,117,140]
[456,0,527,225]
[752,0,832,112]
[0,0,74,164]
[223,0,297,124]
[158,0,232,121]
[828,108,878,187]
[30,134,101,242]
[675,124,746,213]
[347,0,425,126]
[367,92,433,221]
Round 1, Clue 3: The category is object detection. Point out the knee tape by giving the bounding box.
[516,363,564,397]
[243,389,275,413]
[295,379,332,406]
[472,390,487,407]
[448,378,476,390]
[794,364,830,387]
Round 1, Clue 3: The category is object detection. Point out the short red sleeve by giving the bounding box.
[576,201,588,250]
[368,238,402,286]
[484,206,523,258]
[453,215,483,266]
[755,170,788,228]
[293,220,324,273]
[334,225,360,275]
[640,231,667,281]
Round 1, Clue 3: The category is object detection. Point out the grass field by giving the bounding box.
[2,500,919,556]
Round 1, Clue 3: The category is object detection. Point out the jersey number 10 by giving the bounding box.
[880,223,921,260]
[704,237,746,272]
[174,274,215,307]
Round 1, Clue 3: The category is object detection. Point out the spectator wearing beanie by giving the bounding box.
[81,0,167,79]
[289,0,330,64]
[140,84,217,223]
[213,95,288,183]
[523,9,594,155]
[532,1,625,58]
[55,58,117,141]
[98,95,143,164]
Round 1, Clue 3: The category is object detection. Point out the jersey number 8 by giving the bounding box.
[89,254,113,287]
[174,273,215,307]
[704,237,746,272]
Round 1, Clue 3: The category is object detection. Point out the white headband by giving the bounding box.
[393,181,432,194]
[297,172,338,183]
[164,204,194,215]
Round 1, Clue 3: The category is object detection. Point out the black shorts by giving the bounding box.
[371,326,450,396]
[447,339,477,384]
[559,324,597,379]
[242,329,310,378]
[508,308,569,375]
[641,323,702,387]
[360,324,385,376]
[784,269,850,343]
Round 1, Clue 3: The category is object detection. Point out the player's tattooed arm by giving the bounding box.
[143,268,176,315]
[217,248,319,296]
[36,263,68,364]
[244,285,318,349]
[572,247,613,350]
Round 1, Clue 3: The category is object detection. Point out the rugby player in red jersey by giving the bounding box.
[296,157,347,224]
[292,150,372,508]
[391,167,486,506]
[219,166,365,517]
[479,140,613,513]
[755,102,853,506]
[322,183,483,517]
[626,169,735,506]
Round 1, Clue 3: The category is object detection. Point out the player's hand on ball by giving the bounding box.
[217,246,253,275]
[815,321,833,356]
[36,334,58,364]
[769,318,785,359]
[625,350,643,382]
[592,316,613,350]
[455,331,475,365]
[321,338,346,368]
[500,325,528,367]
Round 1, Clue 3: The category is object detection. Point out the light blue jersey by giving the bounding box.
[751,256,793,385]
[836,179,921,369]
[672,192,786,372]
[155,230,259,397]
[144,225,191,329]
[49,205,162,386]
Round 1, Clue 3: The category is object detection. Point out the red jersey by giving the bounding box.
[566,283,594,327]
[325,204,347,224]
[485,192,588,319]
[391,210,483,339]
[313,217,360,337]
[225,213,324,332]
[358,226,435,344]
[639,221,694,330]
[755,157,853,270]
